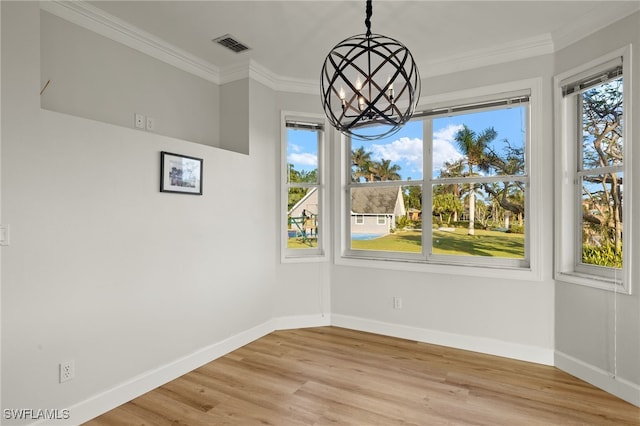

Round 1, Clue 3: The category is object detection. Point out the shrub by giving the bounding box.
[509,224,525,234]
[582,244,622,268]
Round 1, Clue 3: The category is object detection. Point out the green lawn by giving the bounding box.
[287,228,525,258]
[350,229,525,258]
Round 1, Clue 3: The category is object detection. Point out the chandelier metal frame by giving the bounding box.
[320,0,421,140]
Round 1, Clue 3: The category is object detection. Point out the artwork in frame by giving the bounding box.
[160,151,203,195]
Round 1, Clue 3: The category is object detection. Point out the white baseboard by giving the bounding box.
[273,313,332,330]
[331,314,554,366]
[41,315,332,426]
[555,350,640,407]
[41,314,640,425]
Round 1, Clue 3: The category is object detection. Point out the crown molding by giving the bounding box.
[219,59,318,95]
[552,2,640,52]
[419,34,554,78]
[40,0,221,85]
[38,1,636,95]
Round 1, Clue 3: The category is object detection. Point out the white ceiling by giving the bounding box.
[88,1,639,82]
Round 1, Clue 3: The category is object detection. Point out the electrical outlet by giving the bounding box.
[134,113,145,129]
[59,360,74,383]
[393,296,403,309]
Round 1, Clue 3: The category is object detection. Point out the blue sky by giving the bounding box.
[287,106,526,179]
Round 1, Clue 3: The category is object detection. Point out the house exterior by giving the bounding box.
[288,187,318,219]
[288,188,318,238]
[350,186,406,235]
[406,208,421,221]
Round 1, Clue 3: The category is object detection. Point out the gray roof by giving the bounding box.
[351,186,401,214]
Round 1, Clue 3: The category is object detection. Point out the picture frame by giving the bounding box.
[160,151,203,195]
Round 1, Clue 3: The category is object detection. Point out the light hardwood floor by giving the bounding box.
[85,327,640,425]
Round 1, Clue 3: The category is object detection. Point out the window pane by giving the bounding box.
[350,186,421,253]
[350,120,423,182]
[286,128,318,184]
[581,77,623,170]
[580,172,623,267]
[432,106,526,178]
[432,182,525,258]
[287,186,318,249]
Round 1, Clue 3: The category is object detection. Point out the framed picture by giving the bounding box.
[160,151,203,195]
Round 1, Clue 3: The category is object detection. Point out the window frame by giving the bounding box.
[334,78,543,280]
[553,46,632,294]
[281,112,329,262]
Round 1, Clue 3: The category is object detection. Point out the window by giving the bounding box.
[555,48,631,293]
[282,113,326,260]
[341,80,540,275]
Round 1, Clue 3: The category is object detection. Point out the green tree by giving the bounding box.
[403,183,422,211]
[482,140,525,226]
[581,78,623,260]
[287,165,317,211]
[453,125,497,235]
[432,193,462,225]
[351,146,373,182]
[370,158,401,181]
[438,159,465,221]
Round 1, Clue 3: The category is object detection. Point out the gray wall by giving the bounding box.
[1,2,282,424]
[554,11,640,402]
[1,2,638,425]
[40,11,221,148]
[331,53,557,362]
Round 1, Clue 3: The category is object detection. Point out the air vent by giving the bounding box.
[213,34,250,53]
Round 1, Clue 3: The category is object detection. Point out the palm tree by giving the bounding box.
[454,125,497,235]
[439,159,465,222]
[351,146,373,182]
[370,159,401,181]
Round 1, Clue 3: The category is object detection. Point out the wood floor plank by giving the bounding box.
[84,327,640,425]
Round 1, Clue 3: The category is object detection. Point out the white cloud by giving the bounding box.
[433,124,464,172]
[370,137,423,174]
[288,152,317,168]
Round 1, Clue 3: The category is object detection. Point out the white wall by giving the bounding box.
[1,2,279,424]
[273,91,332,326]
[331,53,557,365]
[1,2,639,425]
[553,11,640,406]
[40,11,221,148]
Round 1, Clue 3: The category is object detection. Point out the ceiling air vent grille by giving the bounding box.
[213,34,250,53]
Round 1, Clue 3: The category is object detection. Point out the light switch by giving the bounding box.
[0,224,9,246]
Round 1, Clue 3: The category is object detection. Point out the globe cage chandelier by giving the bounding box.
[321,0,421,141]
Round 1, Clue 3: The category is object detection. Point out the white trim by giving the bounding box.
[39,313,640,425]
[39,315,331,426]
[37,1,640,95]
[337,78,543,282]
[553,45,632,294]
[273,314,332,331]
[552,2,640,52]
[45,320,275,426]
[332,314,554,366]
[40,0,221,84]
[281,111,330,262]
[420,34,553,78]
[555,350,640,408]
[38,1,318,94]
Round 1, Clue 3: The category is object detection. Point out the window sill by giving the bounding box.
[555,271,630,294]
[336,255,542,282]
[281,253,328,264]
